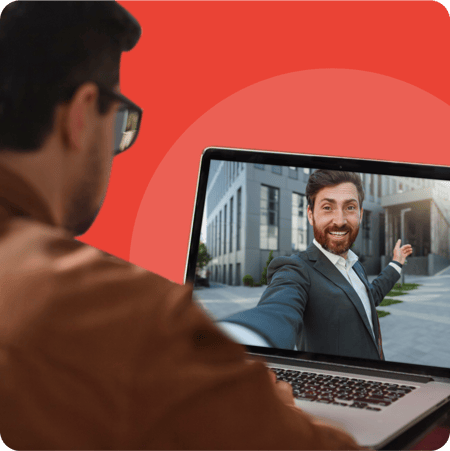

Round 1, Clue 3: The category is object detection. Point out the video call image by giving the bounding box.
[194,160,450,369]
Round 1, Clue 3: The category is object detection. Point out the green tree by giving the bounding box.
[260,250,274,285]
[196,241,212,274]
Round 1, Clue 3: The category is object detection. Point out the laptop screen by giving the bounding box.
[186,148,450,372]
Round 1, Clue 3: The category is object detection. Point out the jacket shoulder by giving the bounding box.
[267,251,312,282]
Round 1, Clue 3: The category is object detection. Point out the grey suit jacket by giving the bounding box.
[224,244,400,360]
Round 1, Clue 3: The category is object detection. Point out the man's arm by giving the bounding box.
[369,239,413,306]
[0,234,361,450]
[220,255,310,350]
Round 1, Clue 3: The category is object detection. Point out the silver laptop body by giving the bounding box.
[185,147,450,448]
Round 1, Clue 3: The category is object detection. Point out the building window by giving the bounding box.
[237,188,242,251]
[223,264,226,284]
[288,167,298,180]
[219,211,222,256]
[255,164,264,170]
[378,174,382,198]
[369,174,374,197]
[236,263,241,286]
[292,193,307,252]
[223,205,227,255]
[362,210,372,255]
[272,165,282,175]
[229,264,233,286]
[229,197,234,253]
[214,216,217,257]
[260,185,279,250]
[303,167,311,182]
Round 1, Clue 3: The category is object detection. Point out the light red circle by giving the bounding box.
[130,69,450,283]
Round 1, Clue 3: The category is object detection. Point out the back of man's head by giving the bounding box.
[0,1,141,152]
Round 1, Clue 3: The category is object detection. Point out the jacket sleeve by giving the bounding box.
[221,256,309,350]
[367,264,401,307]
[0,239,361,450]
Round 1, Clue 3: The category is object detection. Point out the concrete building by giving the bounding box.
[381,179,450,275]
[205,162,450,285]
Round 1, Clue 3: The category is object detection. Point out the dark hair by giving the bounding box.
[0,1,141,151]
[306,169,365,211]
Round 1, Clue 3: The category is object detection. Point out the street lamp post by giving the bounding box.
[400,207,412,286]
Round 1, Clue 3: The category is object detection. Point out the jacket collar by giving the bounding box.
[305,242,380,350]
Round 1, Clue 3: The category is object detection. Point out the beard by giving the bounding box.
[313,219,360,256]
[64,142,111,237]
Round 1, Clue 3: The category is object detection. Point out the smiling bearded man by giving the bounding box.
[221,170,412,360]
[308,179,362,258]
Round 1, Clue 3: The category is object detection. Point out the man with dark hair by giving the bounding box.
[0,2,362,449]
[222,170,412,360]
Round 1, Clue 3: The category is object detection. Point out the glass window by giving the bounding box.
[260,185,279,250]
[362,210,372,255]
[229,197,233,253]
[219,211,222,256]
[236,263,241,286]
[292,193,308,252]
[255,164,264,170]
[214,216,217,257]
[288,167,298,180]
[272,165,282,175]
[237,188,242,251]
[224,205,227,255]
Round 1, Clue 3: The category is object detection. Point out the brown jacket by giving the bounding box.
[0,165,361,449]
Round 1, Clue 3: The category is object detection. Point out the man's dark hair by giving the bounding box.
[306,169,365,211]
[0,1,141,151]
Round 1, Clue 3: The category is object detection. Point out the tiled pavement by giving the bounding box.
[374,271,450,368]
[195,269,450,368]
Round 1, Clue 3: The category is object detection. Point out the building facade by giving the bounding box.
[205,162,450,285]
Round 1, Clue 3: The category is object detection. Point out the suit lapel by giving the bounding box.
[352,262,381,345]
[306,244,379,350]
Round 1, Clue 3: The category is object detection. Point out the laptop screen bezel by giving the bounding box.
[185,146,450,379]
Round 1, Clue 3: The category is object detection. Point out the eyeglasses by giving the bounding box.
[98,86,143,156]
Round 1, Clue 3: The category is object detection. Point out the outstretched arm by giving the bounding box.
[220,256,310,350]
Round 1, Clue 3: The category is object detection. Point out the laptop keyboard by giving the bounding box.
[271,368,417,412]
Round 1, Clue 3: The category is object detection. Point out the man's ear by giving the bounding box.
[307,205,314,226]
[62,82,99,153]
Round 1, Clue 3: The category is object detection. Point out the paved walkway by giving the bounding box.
[373,269,450,369]
[195,268,450,369]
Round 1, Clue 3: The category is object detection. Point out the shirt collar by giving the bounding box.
[313,239,359,270]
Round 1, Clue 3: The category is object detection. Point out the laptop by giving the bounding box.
[184,147,450,449]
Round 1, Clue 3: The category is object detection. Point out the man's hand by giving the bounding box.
[393,239,413,265]
[269,370,296,407]
[268,370,366,449]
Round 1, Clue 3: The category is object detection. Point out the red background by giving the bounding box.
[79,2,450,449]
[81,1,450,259]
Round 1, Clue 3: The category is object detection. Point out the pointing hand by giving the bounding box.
[393,239,413,265]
